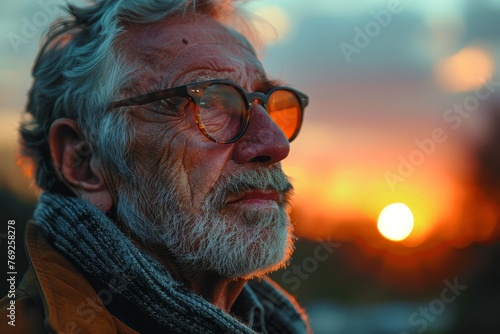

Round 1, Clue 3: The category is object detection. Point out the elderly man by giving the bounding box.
[1,0,310,333]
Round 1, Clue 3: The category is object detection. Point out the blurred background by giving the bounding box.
[2,0,500,333]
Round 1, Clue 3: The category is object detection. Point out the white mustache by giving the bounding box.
[207,167,294,209]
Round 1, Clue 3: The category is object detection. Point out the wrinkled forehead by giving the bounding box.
[118,14,264,89]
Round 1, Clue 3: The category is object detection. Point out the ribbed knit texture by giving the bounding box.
[34,192,310,333]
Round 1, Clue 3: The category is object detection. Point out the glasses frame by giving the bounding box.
[110,79,308,143]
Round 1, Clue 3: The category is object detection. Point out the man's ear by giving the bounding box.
[49,118,113,212]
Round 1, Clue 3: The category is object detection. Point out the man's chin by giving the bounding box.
[236,252,292,280]
[223,224,295,280]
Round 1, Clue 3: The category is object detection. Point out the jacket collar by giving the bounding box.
[24,222,137,333]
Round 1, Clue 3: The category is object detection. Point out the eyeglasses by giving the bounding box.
[110,79,308,144]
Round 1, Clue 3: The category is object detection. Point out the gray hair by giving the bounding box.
[19,0,257,193]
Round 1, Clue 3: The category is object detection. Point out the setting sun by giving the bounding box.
[377,203,415,241]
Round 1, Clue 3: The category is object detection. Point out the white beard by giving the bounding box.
[116,167,295,279]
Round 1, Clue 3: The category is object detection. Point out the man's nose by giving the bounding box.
[232,102,290,166]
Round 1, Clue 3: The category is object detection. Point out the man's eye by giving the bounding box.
[201,94,226,110]
[154,98,189,115]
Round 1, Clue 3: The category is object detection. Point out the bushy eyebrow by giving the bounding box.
[253,77,285,93]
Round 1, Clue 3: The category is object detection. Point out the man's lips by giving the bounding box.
[225,190,281,206]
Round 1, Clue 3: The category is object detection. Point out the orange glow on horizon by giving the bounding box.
[285,159,458,246]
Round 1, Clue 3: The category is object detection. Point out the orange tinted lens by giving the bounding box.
[267,90,301,140]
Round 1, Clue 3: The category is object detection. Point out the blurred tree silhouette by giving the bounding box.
[449,100,500,333]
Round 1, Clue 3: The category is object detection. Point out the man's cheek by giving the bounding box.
[183,161,220,209]
[186,151,232,208]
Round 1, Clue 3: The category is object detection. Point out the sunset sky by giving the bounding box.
[2,0,500,249]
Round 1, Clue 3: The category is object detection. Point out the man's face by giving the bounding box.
[115,14,295,278]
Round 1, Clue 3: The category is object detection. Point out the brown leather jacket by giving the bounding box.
[0,222,138,333]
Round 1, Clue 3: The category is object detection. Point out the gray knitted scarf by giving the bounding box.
[34,192,310,333]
